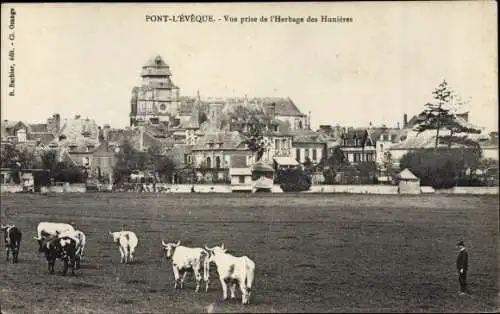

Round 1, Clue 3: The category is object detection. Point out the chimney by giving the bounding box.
[403,114,408,128]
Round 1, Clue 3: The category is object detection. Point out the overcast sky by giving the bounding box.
[1,2,497,131]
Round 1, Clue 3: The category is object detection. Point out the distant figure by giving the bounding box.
[191,185,195,193]
[456,240,469,295]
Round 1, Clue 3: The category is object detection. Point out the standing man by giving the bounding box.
[456,240,469,295]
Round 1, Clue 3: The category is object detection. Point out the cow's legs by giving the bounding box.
[5,247,10,261]
[75,255,81,269]
[220,277,228,300]
[13,243,19,263]
[172,266,180,289]
[239,281,249,305]
[129,248,134,263]
[230,282,237,299]
[180,270,188,289]
[70,257,76,275]
[63,258,69,276]
[194,267,202,292]
[48,259,55,274]
[119,246,125,263]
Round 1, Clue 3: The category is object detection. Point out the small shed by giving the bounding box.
[397,168,421,194]
[252,161,275,192]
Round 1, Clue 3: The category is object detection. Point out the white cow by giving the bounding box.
[205,243,255,305]
[161,240,210,292]
[34,222,75,252]
[34,222,75,240]
[58,229,86,269]
[109,231,138,263]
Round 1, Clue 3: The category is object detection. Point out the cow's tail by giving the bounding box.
[202,249,210,292]
[243,256,255,291]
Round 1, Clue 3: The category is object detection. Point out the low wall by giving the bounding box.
[0,184,23,193]
[159,184,232,193]
[40,183,87,193]
[436,186,499,195]
[307,185,399,194]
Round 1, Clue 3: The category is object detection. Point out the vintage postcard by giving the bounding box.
[1,2,498,313]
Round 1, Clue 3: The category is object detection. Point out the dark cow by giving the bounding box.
[39,236,78,276]
[1,224,22,263]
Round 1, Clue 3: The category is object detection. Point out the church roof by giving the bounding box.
[144,55,168,68]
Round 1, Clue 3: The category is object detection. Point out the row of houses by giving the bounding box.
[2,55,498,186]
[3,108,497,186]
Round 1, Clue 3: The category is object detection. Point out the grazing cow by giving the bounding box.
[34,222,75,252]
[58,230,86,269]
[1,224,22,263]
[205,243,255,305]
[39,235,79,276]
[161,240,210,292]
[109,231,138,263]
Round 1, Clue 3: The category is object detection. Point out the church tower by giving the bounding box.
[130,55,181,126]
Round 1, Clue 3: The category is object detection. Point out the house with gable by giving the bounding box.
[189,131,254,183]
[339,128,377,164]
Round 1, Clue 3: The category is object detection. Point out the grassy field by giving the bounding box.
[0,193,498,313]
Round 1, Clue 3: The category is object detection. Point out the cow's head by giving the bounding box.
[161,240,181,259]
[109,231,121,244]
[204,243,227,261]
[0,224,13,234]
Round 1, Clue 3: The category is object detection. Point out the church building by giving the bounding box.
[129,55,181,126]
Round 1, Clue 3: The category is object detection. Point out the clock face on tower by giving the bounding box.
[159,104,166,111]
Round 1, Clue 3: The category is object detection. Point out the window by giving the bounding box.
[275,139,279,150]
[312,149,317,161]
[391,134,397,142]
[206,157,212,168]
[159,103,166,111]
[305,149,310,159]
[380,143,384,151]
[239,176,245,184]
[354,153,361,162]
[215,156,221,169]
[296,148,301,162]
[383,135,389,141]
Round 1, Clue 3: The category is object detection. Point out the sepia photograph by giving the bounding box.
[0,2,498,313]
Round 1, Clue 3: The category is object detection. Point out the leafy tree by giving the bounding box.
[279,167,312,192]
[320,146,348,183]
[399,148,482,188]
[414,80,480,148]
[1,144,18,168]
[40,150,58,183]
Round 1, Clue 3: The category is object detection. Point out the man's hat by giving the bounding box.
[457,240,465,246]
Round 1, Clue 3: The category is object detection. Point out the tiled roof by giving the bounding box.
[390,130,472,150]
[192,131,246,151]
[368,127,408,144]
[29,123,49,133]
[107,127,174,153]
[51,117,101,153]
[28,133,55,145]
[292,130,332,143]
[340,129,373,147]
[257,97,305,117]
